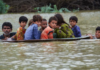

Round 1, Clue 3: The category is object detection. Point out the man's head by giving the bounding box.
[95,26,100,39]
[41,19,47,29]
[33,15,42,27]
[48,16,58,29]
[19,16,28,28]
[69,16,78,27]
[2,22,12,35]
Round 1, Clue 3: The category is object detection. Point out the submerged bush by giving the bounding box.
[34,4,79,13]
[0,0,10,14]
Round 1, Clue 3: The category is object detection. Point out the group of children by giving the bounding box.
[2,13,100,40]
[10,14,82,41]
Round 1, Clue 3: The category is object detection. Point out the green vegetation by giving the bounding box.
[34,4,79,13]
[0,0,10,14]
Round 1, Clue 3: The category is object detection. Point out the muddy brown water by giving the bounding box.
[0,11,100,70]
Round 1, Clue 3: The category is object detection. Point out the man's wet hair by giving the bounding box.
[2,22,12,29]
[19,16,28,23]
[96,26,100,31]
[69,16,78,23]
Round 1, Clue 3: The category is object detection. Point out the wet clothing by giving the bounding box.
[24,24,39,40]
[13,27,26,40]
[72,25,81,37]
[0,32,16,40]
[54,23,75,38]
[41,26,53,39]
[38,28,42,39]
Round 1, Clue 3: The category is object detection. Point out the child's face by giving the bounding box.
[20,21,27,28]
[41,21,47,29]
[95,30,100,39]
[49,20,57,29]
[35,21,41,27]
[69,20,77,27]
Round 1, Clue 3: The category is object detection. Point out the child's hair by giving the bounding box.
[19,16,28,23]
[96,26,100,31]
[54,14,67,25]
[2,22,12,29]
[48,16,58,23]
[33,15,42,22]
[69,16,78,23]
[28,19,33,27]
[42,19,47,21]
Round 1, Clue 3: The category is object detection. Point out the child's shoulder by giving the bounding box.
[61,23,69,27]
[17,27,22,30]
[42,26,53,33]
[75,25,80,28]
[31,24,38,28]
[17,27,26,31]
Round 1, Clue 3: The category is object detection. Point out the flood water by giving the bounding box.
[0,11,100,70]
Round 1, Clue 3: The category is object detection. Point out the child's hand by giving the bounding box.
[3,37,8,40]
[69,26,72,28]
[86,34,93,39]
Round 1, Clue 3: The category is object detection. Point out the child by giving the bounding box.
[24,15,42,40]
[69,16,81,37]
[28,19,33,27]
[41,16,58,39]
[38,19,47,38]
[39,19,47,32]
[12,16,28,40]
[88,26,100,39]
[54,14,75,38]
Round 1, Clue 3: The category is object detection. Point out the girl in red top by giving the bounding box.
[41,16,58,39]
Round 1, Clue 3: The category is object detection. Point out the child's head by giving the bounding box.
[95,26,100,39]
[69,16,78,27]
[28,19,33,27]
[41,19,47,29]
[33,15,42,27]
[2,22,12,35]
[55,14,66,26]
[19,16,28,28]
[48,16,58,29]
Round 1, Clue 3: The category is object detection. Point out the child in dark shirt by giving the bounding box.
[69,16,81,37]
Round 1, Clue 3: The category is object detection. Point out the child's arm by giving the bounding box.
[76,26,81,37]
[33,25,39,39]
[16,27,24,40]
[61,24,75,38]
[11,35,16,40]
[41,31,48,39]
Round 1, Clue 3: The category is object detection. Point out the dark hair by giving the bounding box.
[33,15,42,22]
[28,19,33,27]
[48,16,58,23]
[42,19,47,21]
[55,14,67,25]
[19,16,28,23]
[2,22,12,29]
[96,26,100,31]
[69,16,78,23]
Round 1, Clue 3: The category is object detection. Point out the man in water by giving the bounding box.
[88,26,100,39]
[0,22,16,40]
